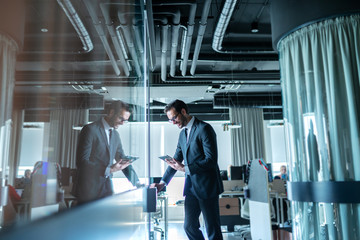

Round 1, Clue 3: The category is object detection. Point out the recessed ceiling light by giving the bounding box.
[251,22,259,33]
[41,28,48,33]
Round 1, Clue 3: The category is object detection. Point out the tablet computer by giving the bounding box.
[122,156,139,163]
[159,155,174,162]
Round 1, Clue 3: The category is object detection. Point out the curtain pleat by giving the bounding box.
[0,34,18,189]
[278,14,360,240]
[229,108,265,166]
[48,109,88,168]
[8,109,24,185]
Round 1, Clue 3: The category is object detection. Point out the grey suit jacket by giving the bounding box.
[161,117,224,200]
[73,119,138,203]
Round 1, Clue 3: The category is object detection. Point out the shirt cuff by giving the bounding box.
[185,165,190,175]
[160,180,167,186]
[105,166,113,178]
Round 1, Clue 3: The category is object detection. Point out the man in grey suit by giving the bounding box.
[151,99,224,240]
[73,100,139,204]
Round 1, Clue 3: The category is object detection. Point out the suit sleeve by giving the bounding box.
[188,124,218,174]
[76,125,96,168]
[161,134,184,185]
[114,133,140,186]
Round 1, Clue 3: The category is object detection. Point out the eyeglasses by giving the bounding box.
[116,114,128,123]
[168,112,179,123]
[119,117,128,123]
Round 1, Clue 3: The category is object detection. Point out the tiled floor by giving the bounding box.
[152,221,250,240]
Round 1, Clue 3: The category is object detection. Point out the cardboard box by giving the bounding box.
[219,198,239,216]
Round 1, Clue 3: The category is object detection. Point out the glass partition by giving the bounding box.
[0,0,150,236]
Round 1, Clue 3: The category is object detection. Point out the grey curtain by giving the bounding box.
[278,15,360,240]
[48,109,88,168]
[229,108,265,166]
[0,34,18,188]
[8,109,24,185]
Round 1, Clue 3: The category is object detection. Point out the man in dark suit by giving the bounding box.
[151,99,224,240]
[73,101,139,204]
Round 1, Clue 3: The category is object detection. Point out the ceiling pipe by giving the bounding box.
[158,18,169,81]
[179,25,188,60]
[153,70,280,83]
[152,0,197,77]
[132,18,144,55]
[150,71,280,85]
[154,9,181,78]
[83,0,121,76]
[189,0,212,76]
[99,2,130,77]
[212,0,276,54]
[178,2,196,77]
[145,0,156,71]
[117,11,142,77]
[170,10,180,77]
[98,0,155,71]
[57,0,93,53]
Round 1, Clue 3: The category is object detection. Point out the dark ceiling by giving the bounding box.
[13,0,282,122]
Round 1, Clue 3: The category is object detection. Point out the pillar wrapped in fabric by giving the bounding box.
[271,1,360,239]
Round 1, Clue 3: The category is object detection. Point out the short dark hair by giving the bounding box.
[164,99,188,114]
[107,100,130,115]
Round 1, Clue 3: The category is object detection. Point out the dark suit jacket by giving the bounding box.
[161,117,224,200]
[73,119,138,203]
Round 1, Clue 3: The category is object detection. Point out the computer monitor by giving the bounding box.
[150,177,166,192]
[220,170,228,180]
[267,163,273,183]
[228,166,245,180]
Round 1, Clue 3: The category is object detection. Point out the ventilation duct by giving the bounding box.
[212,0,276,54]
[57,0,93,53]
[99,3,130,76]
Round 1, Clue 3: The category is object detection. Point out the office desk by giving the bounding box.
[220,191,289,228]
[219,191,249,232]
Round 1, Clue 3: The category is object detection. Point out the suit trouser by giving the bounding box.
[184,191,223,240]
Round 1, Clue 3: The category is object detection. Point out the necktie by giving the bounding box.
[109,129,112,144]
[184,128,188,143]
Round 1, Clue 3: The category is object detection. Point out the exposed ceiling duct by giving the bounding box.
[13,0,282,120]
[189,0,212,75]
[99,2,130,77]
[117,9,143,77]
[212,0,276,54]
[57,0,93,53]
[83,0,127,76]
[154,9,181,81]
[152,0,197,78]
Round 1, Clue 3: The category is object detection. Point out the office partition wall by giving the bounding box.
[0,0,153,238]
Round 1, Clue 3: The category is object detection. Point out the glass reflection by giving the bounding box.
[0,0,146,231]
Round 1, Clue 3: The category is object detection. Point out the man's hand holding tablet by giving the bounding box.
[159,155,175,163]
[159,155,185,172]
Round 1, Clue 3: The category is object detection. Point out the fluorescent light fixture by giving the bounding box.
[222,122,242,131]
[267,120,284,128]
